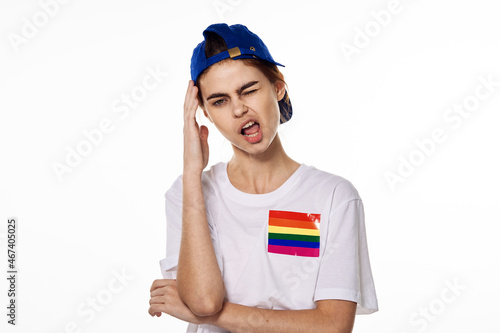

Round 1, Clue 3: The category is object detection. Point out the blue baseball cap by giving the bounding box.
[190,23,292,124]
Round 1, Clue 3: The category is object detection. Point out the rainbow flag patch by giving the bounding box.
[267,210,321,257]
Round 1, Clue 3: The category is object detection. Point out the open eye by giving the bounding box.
[212,99,226,107]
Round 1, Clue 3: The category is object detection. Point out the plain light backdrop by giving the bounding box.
[1,0,499,332]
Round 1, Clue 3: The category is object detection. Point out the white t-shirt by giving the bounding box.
[159,162,378,333]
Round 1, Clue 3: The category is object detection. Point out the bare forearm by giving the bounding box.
[177,172,225,315]
[205,301,356,333]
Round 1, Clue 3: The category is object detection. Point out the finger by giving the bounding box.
[148,304,163,317]
[183,81,196,121]
[150,279,174,292]
[183,80,194,111]
[184,82,199,120]
[149,295,165,305]
[150,279,165,292]
[185,98,199,126]
[150,279,175,293]
[150,287,168,297]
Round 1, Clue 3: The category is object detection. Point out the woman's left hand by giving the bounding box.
[149,279,204,324]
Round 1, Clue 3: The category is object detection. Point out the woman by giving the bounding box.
[149,23,378,332]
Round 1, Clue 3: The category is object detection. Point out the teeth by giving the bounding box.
[242,121,255,129]
[243,132,259,138]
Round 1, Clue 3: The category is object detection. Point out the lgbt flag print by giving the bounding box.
[267,210,321,257]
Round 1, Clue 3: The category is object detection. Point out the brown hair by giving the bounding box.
[195,31,291,123]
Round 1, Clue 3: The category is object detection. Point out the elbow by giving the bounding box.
[187,296,224,317]
[177,276,226,316]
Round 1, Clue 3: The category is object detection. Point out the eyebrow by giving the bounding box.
[207,81,259,101]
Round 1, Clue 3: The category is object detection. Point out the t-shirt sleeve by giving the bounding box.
[313,181,378,314]
[159,175,183,279]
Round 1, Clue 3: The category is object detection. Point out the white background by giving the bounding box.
[1,0,499,332]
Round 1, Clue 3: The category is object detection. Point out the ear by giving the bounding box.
[275,81,286,101]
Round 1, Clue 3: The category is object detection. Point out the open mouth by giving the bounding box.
[241,121,260,138]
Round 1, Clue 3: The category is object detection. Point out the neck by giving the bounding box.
[227,135,300,194]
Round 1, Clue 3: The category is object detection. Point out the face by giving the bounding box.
[198,59,285,156]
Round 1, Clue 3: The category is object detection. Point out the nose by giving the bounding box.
[231,97,248,118]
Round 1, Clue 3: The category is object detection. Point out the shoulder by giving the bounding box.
[164,162,226,201]
[164,174,182,204]
[200,162,226,189]
[299,165,362,203]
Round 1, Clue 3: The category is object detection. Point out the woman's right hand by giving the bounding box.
[178,83,226,313]
[183,80,209,176]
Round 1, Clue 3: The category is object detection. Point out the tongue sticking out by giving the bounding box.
[242,123,260,136]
